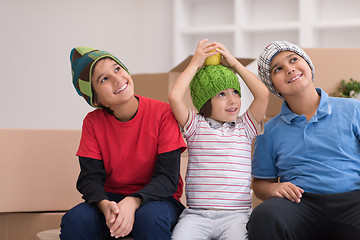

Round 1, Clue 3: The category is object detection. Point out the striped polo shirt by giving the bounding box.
[183,109,263,210]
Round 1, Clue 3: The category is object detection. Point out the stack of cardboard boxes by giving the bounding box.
[0,129,82,240]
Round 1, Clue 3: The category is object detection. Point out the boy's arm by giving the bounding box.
[169,39,218,127]
[253,178,304,203]
[77,157,128,235]
[130,148,183,204]
[216,43,269,124]
[100,149,183,238]
[234,62,269,124]
[76,156,108,204]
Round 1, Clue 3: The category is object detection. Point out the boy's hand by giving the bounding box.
[109,196,142,238]
[97,199,120,229]
[190,39,219,69]
[215,42,238,68]
[271,182,304,203]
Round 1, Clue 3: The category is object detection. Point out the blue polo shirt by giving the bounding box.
[252,88,360,194]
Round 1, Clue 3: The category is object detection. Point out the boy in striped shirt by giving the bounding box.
[169,39,269,239]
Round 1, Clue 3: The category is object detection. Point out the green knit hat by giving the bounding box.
[70,47,130,108]
[190,65,241,112]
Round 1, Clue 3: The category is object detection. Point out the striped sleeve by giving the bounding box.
[241,109,264,140]
[183,108,198,141]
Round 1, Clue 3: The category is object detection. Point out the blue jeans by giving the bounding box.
[60,194,184,240]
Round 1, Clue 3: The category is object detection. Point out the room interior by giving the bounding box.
[1,0,360,239]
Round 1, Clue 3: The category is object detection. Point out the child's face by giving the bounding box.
[91,58,134,108]
[270,51,313,98]
[209,88,241,123]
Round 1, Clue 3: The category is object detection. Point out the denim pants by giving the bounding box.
[60,193,184,240]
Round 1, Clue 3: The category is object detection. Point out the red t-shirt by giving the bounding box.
[77,96,186,201]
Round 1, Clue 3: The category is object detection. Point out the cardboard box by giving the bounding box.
[0,129,83,239]
[266,48,360,117]
[133,56,255,109]
[0,212,63,240]
[0,129,83,213]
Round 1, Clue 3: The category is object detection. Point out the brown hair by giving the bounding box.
[198,98,212,118]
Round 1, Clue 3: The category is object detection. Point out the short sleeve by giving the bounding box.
[77,114,102,160]
[240,109,264,141]
[354,102,360,141]
[183,109,198,141]
[252,132,278,179]
[157,106,187,155]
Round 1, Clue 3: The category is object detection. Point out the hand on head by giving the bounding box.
[191,39,219,68]
[214,42,238,68]
[191,39,238,70]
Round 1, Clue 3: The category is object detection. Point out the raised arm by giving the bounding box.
[169,39,218,127]
[216,43,269,124]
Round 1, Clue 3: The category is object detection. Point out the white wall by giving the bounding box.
[0,0,174,129]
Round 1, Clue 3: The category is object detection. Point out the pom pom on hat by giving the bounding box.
[190,65,241,112]
[70,47,129,108]
[257,41,315,98]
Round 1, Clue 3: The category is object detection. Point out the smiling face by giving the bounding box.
[209,88,241,123]
[270,51,313,98]
[91,58,134,109]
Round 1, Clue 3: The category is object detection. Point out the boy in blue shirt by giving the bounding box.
[247,41,360,239]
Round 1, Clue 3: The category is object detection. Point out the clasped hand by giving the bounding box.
[97,196,142,238]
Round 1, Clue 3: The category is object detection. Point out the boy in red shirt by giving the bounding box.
[60,47,186,239]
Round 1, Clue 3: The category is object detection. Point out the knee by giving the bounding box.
[133,200,178,235]
[248,198,287,227]
[61,203,101,231]
[135,202,171,228]
[60,202,108,240]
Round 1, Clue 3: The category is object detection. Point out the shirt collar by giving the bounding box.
[206,117,236,129]
[280,88,332,124]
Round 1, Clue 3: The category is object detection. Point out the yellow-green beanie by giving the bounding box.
[190,65,241,112]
